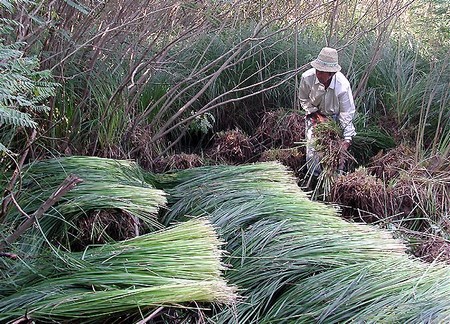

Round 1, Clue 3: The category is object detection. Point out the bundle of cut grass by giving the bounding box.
[0,219,237,322]
[308,120,356,199]
[154,161,450,323]
[262,256,450,323]
[254,109,305,149]
[2,156,167,252]
[208,129,255,164]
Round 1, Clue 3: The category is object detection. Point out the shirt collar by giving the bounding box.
[314,72,337,89]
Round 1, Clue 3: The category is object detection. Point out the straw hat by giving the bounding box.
[310,47,341,73]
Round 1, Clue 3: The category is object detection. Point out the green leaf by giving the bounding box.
[0,106,37,128]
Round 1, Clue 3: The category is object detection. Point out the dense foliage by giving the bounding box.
[0,0,448,322]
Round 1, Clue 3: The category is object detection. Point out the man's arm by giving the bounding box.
[298,76,318,114]
[337,89,356,140]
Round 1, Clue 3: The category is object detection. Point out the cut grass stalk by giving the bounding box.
[0,219,237,322]
[153,161,450,323]
[2,156,167,253]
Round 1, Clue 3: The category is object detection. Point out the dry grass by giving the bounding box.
[152,153,205,173]
[255,109,305,149]
[208,129,255,164]
[259,147,305,177]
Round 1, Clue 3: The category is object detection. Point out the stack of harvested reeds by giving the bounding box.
[2,156,167,253]
[155,161,450,323]
[0,219,237,322]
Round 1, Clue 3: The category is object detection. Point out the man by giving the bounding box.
[298,47,356,176]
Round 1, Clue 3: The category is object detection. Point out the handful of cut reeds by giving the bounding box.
[0,219,237,322]
[310,120,354,198]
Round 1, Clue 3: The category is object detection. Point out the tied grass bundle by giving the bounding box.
[2,156,167,252]
[154,162,450,323]
[0,219,237,322]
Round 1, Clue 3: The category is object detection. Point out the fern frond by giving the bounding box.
[27,104,50,112]
[0,48,22,61]
[0,6,57,134]
[0,0,14,11]
[0,106,37,128]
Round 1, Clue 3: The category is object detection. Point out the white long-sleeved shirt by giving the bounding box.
[299,68,356,140]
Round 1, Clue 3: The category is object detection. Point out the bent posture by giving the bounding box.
[299,47,356,176]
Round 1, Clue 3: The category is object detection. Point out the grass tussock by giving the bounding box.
[254,109,305,149]
[368,144,416,180]
[331,167,391,222]
[208,129,255,164]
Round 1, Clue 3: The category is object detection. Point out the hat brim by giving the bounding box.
[310,60,341,73]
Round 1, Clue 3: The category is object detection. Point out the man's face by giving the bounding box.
[315,70,334,85]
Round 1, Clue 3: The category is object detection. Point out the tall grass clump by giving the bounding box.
[153,162,450,323]
[0,219,237,322]
[51,60,131,157]
[365,39,449,155]
[1,156,167,254]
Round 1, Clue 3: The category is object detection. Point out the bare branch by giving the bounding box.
[0,174,83,251]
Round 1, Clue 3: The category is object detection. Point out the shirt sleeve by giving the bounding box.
[337,88,356,140]
[298,76,318,114]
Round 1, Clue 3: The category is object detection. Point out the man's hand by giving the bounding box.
[338,139,352,174]
[340,139,351,151]
[307,111,328,124]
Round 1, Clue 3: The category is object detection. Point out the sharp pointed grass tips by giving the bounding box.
[0,219,237,322]
[154,161,450,323]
